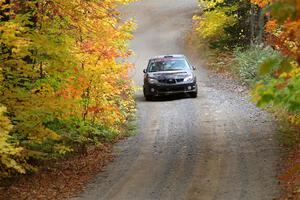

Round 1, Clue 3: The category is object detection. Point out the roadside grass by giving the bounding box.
[124,115,139,137]
[232,46,282,86]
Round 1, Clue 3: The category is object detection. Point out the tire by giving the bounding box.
[144,95,153,101]
[143,87,153,101]
[190,91,197,98]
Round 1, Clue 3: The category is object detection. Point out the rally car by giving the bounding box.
[143,54,197,100]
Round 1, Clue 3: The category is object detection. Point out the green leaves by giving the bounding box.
[250,0,300,113]
[254,75,300,112]
[278,59,293,74]
[259,57,279,75]
[259,57,293,75]
[269,1,297,24]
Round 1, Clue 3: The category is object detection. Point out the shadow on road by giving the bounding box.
[135,94,192,102]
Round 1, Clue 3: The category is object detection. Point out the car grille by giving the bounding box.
[158,78,184,84]
[159,85,186,92]
[158,79,175,84]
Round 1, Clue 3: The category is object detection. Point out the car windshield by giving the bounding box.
[148,58,190,72]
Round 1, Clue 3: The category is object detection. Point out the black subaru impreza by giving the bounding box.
[143,55,197,100]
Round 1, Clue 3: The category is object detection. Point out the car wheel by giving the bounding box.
[190,91,197,98]
[143,87,153,101]
[144,95,153,101]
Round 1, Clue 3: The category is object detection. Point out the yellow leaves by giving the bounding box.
[27,127,61,142]
[0,0,136,177]
[0,155,26,174]
[288,114,300,125]
[115,0,137,4]
[280,64,300,79]
[194,7,237,39]
[200,0,225,9]
[0,105,26,176]
[0,106,13,135]
[192,15,201,21]
[56,0,136,133]
[54,144,73,155]
[251,82,265,103]
[0,20,31,61]
[194,0,238,42]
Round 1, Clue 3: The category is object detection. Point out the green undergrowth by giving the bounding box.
[232,46,283,86]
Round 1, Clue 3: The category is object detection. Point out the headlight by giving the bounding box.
[184,75,194,82]
[148,77,159,84]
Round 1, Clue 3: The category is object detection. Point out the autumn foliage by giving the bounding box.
[194,0,300,197]
[251,0,300,112]
[0,0,136,177]
[194,0,300,111]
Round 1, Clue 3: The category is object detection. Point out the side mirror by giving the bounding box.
[192,66,196,70]
[143,69,147,73]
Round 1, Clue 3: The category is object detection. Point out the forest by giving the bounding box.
[196,0,299,107]
[0,0,136,178]
[0,0,300,199]
[193,0,300,197]
[194,0,300,140]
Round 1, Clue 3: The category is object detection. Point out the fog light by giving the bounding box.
[151,88,155,92]
[188,86,192,90]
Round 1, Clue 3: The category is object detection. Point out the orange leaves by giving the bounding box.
[262,1,300,63]
[253,0,300,55]
[250,0,271,7]
[58,75,89,100]
[284,20,300,40]
[79,42,118,59]
[101,47,119,59]
[81,41,95,54]
[265,20,278,33]
[267,20,300,61]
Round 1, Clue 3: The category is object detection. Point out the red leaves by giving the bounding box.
[263,1,300,64]
[87,106,102,114]
[57,75,88,100]
[80,41,119,59]
[265,20,278,33]
[278,144,300,200]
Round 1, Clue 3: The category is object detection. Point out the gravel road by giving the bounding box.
[72,0,281,199]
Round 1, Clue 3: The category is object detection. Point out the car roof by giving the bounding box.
[149,54,186,60]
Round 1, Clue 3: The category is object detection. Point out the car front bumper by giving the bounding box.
[143,82,197,96]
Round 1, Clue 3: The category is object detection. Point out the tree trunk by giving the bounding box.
[257,8,265,44]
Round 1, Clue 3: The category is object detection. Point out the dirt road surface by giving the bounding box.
[72,0,281,199]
